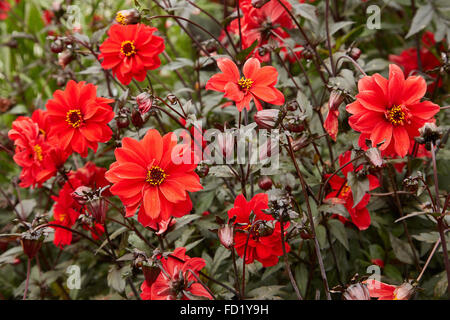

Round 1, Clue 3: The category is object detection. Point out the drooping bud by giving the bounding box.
[136,92,154,115]
[218,224,234,249]
[258,176,273,190]
[58,50,74,69]
[328,90,344,111]
[115,9,140,25]
[217,130,235,160]
[290,136,309,152]
[116,116,130,129]
[343,283,371,300]
[71,186,92,205]
[166,93,178,105]
[254,109,281,130]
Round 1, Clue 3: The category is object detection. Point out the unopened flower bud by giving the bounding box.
[291,136,309,152]
[136,92,153,115]
[286,100,299,111]
[116,116,130,129]
[115,9,140,25]
[20,229,46,260]
[343,283,371,300]
[218,224,234,249]
[285,122,305,133]
[258,176,273,190]
[71,186,92,205]
[393,282,415,300]
[50,39,64,54]
[349,47,362,61]
[131,109,144,128]
[167,93,178,104]
[196,164,209,178]
[254,109,281,130]
[217,131,234,159]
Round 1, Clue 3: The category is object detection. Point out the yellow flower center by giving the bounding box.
[387,105,406,126]
[238,77,254,92]
[33,145,43,162]
[339,183,351,197]
[115,12,126,25]
[66,109,83,128]
[146,166,167,186]
[59,213,66,222]
[120,41,137,57]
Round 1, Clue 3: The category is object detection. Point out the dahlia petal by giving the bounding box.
[393,126,410,158]
[243,58,260,79]
[216,58,240,82]
[388,64,405,106]
[407,100,440,120]
[143,188,161,220]
[401,75,427,105]
[252,66,278,86]
[370,121,393,151]
[141,129,163,164]
[159,180,187,203]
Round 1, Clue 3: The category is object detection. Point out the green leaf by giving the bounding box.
[235,40,258,62]
[328,219,349,251]
[295,264,309,297]
[347,171,369,208]
[406,4,434,38]
[389,233,417,265]
[107,266,126,293]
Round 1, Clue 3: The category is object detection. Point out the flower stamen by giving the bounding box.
[66,109,83,128]
[120,41,137,57]
[387,105,406,126]
[238,77,254,92]
[33,145,43,162]
[146,166,167,186]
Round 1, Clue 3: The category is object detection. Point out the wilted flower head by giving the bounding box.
[218,223,234,249]
[415,122,443,150]
[115,9,140,25]
[342,283,371,300]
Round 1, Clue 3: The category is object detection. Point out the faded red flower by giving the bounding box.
[325,151,380,230]
[50,162,110,248]
[346,64,440,158]
[205,57,284,111]
[105,129,203,227]
[45,80,115,158]
[140,247,212,300]
[228,193,289,267]
[99,23,165,85]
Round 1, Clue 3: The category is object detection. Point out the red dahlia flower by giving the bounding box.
[8,110,68,188]
[346,64,440,158]
[45,80,115,158]
[0,0,11,20]
[205,57,284,112]
[228,0,294,62]
[325,151,380,230]
[140,247,212,300]
[228,193,289,267]
[105,129,203,227]
[99,23,165,85]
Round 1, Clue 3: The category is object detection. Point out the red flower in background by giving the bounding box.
[346,64,440,158]
[228,0,294,62]
[389,32,441,91]
[8,110,68,188]
[46,80,115,158]
[140,247,212,300]
[50,162,109,248]
[0,0,11,20]
[206,57,284,111]
[325,151,380,230]
[99,23,165,85]
[228,193,289,267]
[105,129,203,227]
